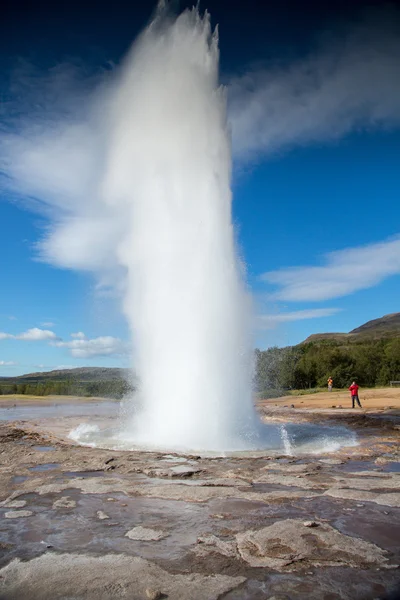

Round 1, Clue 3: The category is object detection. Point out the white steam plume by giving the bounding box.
[2,6,258,451]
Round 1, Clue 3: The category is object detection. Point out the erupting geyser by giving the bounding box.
[3,3,358,455]
[103,6,258,451]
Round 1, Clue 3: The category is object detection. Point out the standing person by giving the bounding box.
[327,377,333,392]
[349,381,362,408]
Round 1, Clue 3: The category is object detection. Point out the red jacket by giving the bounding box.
[349,384,359,396]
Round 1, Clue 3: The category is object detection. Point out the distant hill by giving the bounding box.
[0,366,131,385]
[350,313,400,336]
[303,312,400,344]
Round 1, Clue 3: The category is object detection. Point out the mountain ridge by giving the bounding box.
[303,312,400,344]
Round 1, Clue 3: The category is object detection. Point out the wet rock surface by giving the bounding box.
[0,411,399,599]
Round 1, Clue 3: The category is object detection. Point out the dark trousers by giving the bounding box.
[352,394,362,408]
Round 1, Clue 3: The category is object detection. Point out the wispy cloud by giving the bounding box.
[0,325,128,359]
[0,327,58,341]
[258,308,341,329]
[228,9,400,160]
[0,8,399,294]
[40,321,55,327]
[52,334,129,358]
[261,235,400,302]
[0,360,18,366]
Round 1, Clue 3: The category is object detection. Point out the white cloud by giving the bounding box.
[17,328,58,341]
[0,360,17,366]
[41,321,55,327]
[53,335,129,358]
[0,8,399,294]
[8,316,17,321]
[0,327,58,341]
[258,308,341,329]
[261,235,400,302]
[0,324,127,359]
[228,10,400,160]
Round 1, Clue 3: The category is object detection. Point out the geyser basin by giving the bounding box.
[69,420,358,457]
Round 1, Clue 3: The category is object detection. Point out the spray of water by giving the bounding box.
[98,6,258,451]
[279,425,293,456]
[0,4,359,456]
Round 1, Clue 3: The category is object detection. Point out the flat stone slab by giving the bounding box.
[52,496,77,509]
[4,510,33,519]
[2,500,27,508]
[0,552,245,600]
[236,518,391,570]
[194,535,238,558]
[125,526,167,541]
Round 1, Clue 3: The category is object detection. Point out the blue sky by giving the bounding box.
[1,0,400,375]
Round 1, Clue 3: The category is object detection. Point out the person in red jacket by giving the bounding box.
[349,381,362,408]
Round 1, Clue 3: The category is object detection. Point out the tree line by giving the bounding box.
[1,337,399,399]
[255,337,400,395]
[0,379,134,399]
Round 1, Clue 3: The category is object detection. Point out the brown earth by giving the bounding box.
[258,387,400,411]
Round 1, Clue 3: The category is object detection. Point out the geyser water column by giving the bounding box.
[103,7,258,451]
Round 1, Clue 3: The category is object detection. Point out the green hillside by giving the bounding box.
[256,313,400,394]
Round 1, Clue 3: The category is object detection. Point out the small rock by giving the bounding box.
[168,465,201,477]
[4,500,27,509]
[52,496,76,509]
[356,504,365,508]
[145,589,163,600]
[5,510,33,519]
[120,503,128,507]
[125,526,166,541]
[303,521,318,528]
[383,511,389,515]
[106,498,116,502]
[96,511,110,520]
[290,404,295,409]
[104,457,115,464]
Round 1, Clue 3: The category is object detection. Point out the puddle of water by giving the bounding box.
[11,475,28,484]
[0,401,119,422]
[340,460,377,472]
[33,446,56,452]
[62,470,107,479]
[381,462,400,473]
[29,463,60,472]
[69,420,358,456]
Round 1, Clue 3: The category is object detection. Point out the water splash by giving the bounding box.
[98,6,257,451]
[280,425,293,456]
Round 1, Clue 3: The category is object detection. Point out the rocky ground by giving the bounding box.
[0,404,399,600]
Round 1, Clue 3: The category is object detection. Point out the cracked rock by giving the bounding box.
[236,518,389,570]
